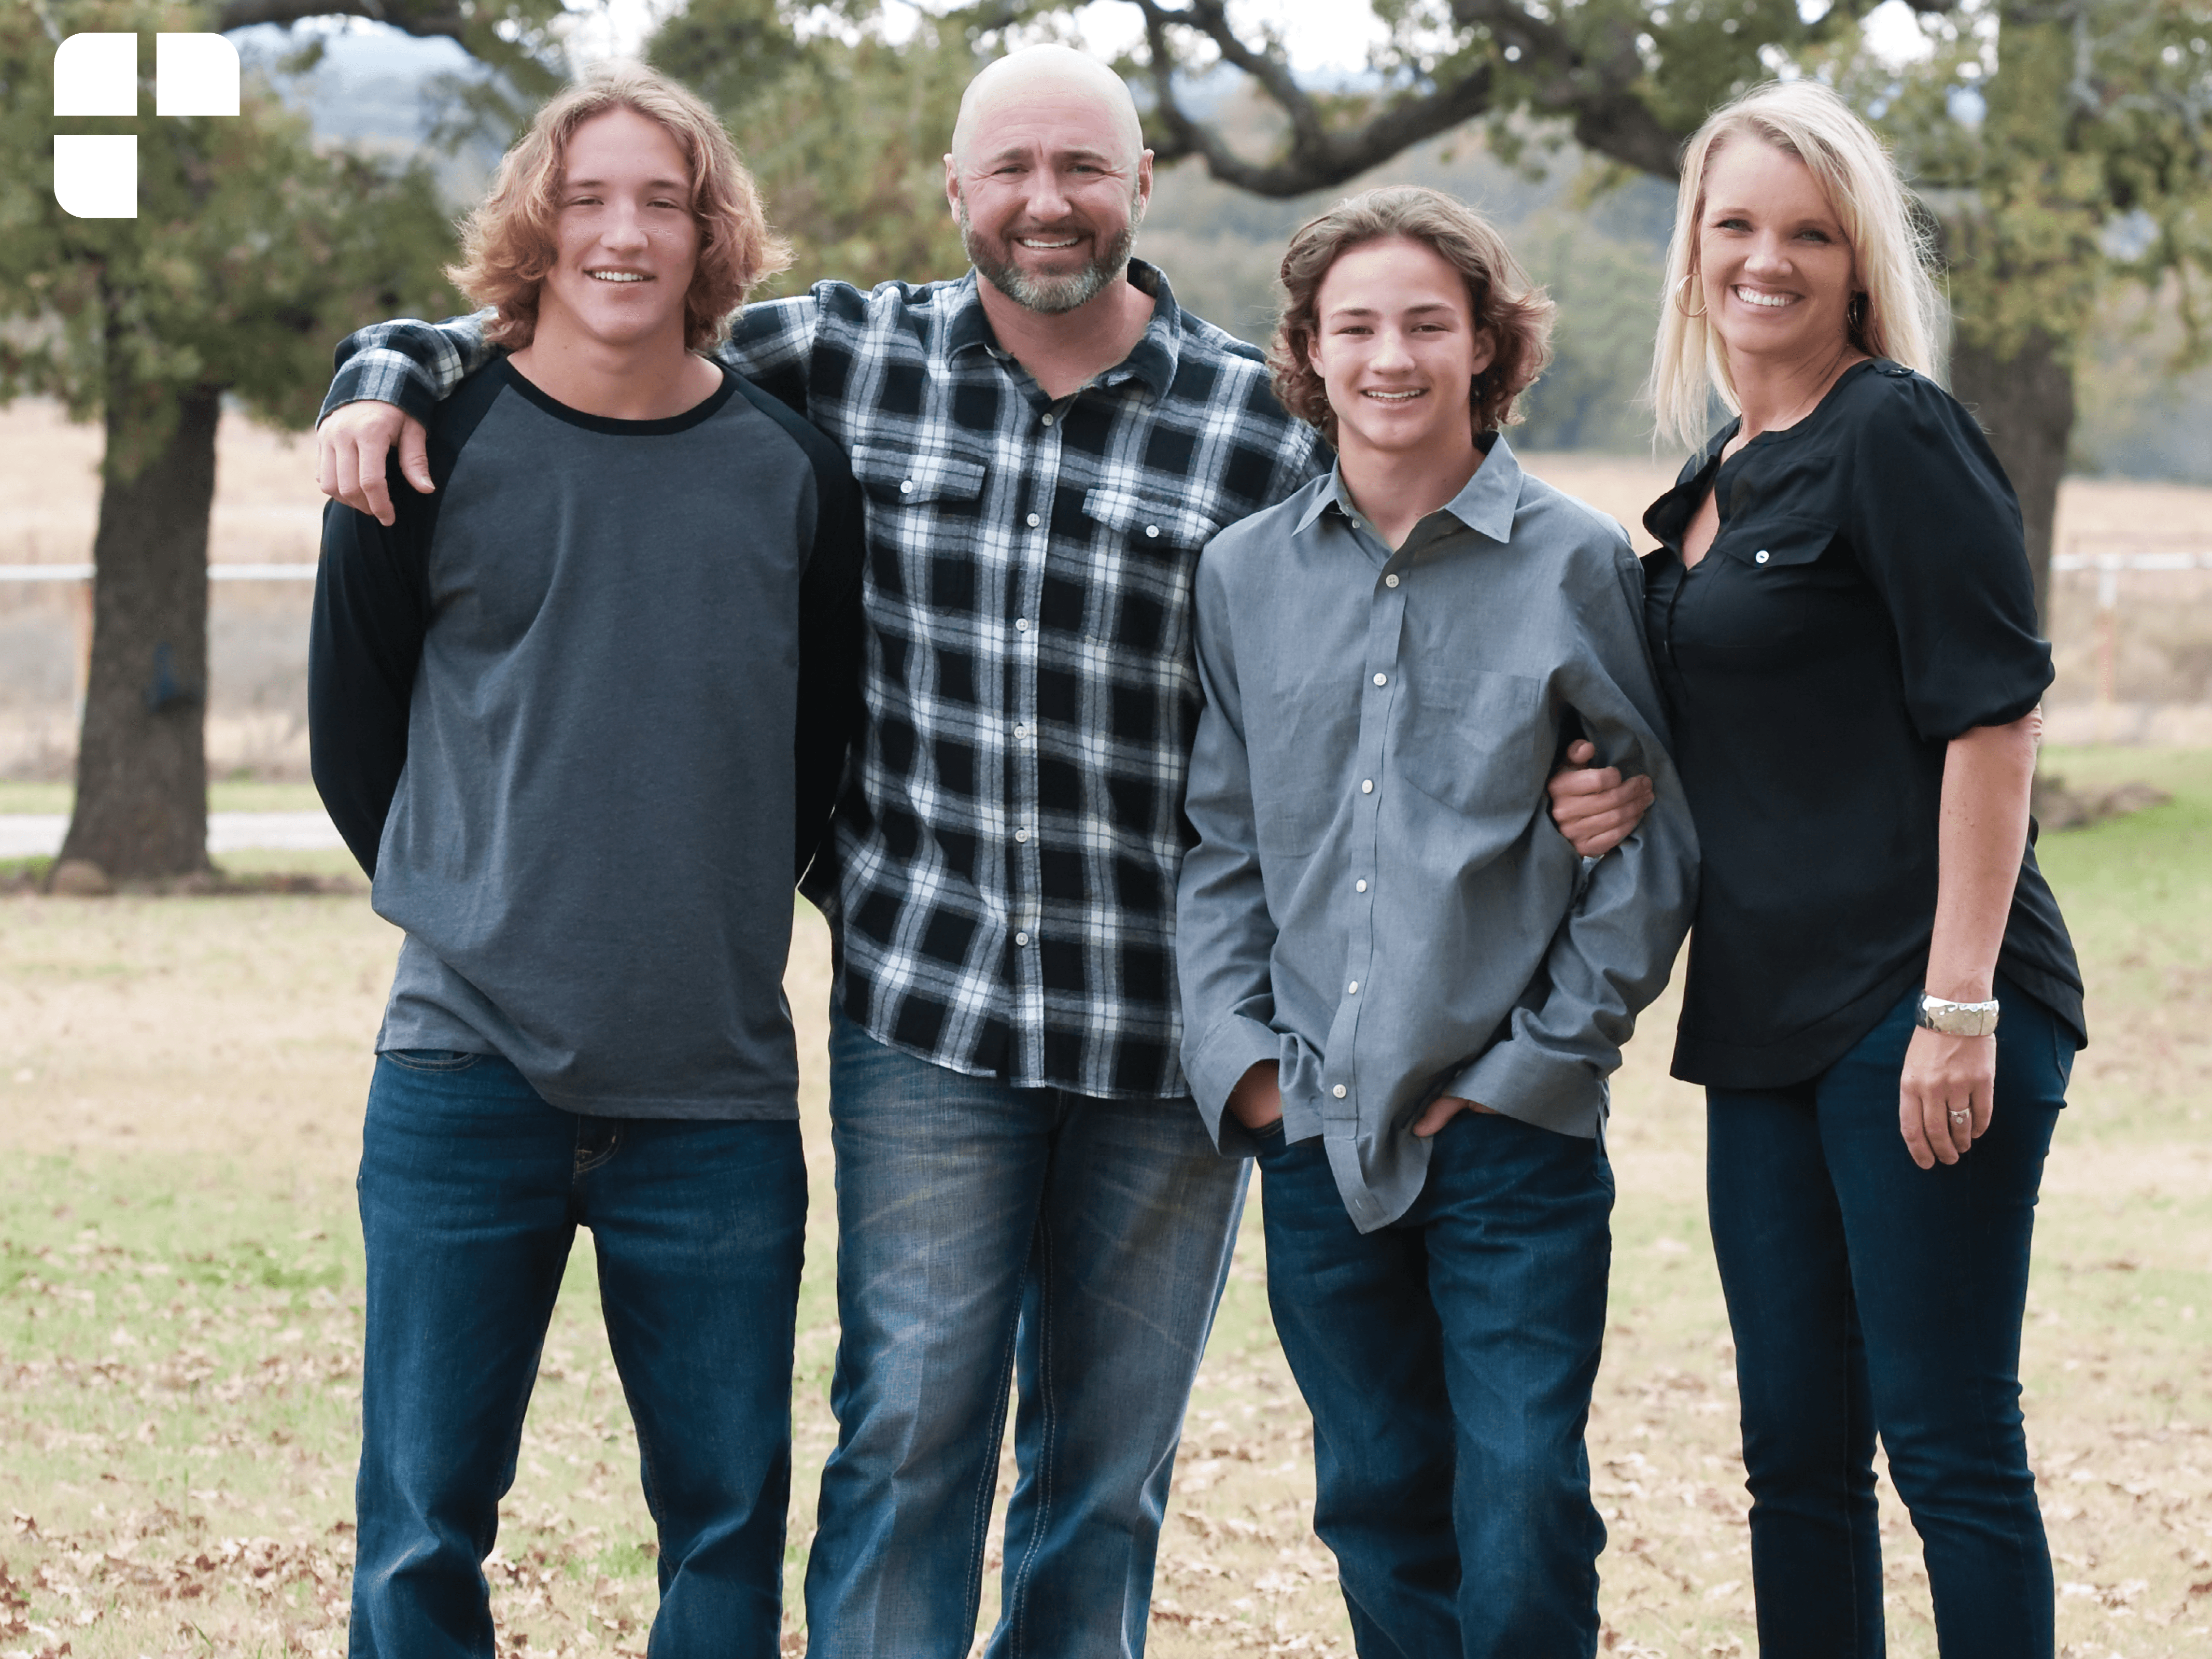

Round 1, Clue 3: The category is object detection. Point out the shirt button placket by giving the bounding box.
[1336,557,1408,1127]
[1007,416,1062,1059]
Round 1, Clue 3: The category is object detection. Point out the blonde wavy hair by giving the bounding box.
[448,62,792,352]
[1271,186,1556,446]
[1651,80,1946,450]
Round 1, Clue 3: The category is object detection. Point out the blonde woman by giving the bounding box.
[1576,81,2085,1655]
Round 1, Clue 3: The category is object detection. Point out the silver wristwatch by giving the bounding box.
[1917,993,2000,1037]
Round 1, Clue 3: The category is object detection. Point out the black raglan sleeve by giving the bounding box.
[728,375,868,885]
[311,364,507,878]
[309,460,436,879]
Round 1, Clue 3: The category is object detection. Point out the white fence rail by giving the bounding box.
[0,564,316,582]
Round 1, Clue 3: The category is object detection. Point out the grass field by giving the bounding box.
[2,747,2208,1658]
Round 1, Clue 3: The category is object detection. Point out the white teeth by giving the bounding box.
[1364,390,1424,400]
[588,271,649,283]
[1017,237,1079,249]
[1735,286,1793,308]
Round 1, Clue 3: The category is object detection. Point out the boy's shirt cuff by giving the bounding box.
[1186,1011,1285,1156]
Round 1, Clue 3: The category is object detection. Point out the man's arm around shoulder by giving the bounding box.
[316,294,832,525]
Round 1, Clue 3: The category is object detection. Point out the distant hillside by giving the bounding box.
[234,21,503,205]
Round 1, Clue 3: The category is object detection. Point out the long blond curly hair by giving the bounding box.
[448,62,792,352]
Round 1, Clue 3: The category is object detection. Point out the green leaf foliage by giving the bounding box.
[1862,1,2212,371]
[650,0,976,294]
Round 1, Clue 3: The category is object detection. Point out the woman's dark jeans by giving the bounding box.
[1707,976,2071,1658]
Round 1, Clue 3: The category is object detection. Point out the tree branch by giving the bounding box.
[1452,0,1682,176]
[1129,0,1501,196]
[1128,0,1686,196]
[214,0,468,38]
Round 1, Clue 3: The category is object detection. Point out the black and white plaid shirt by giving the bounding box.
[322,262,1324,1098]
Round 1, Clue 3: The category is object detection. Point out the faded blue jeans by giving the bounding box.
[350,1051,806,1659]
[801,1006,1248,1659]
[1253,1107,1614,1658]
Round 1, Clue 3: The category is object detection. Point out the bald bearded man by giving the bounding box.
[316,47,1314,1658]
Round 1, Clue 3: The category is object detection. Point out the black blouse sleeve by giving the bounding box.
[1843,371,2053,742]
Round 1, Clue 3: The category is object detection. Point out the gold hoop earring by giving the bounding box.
[1847,291,1869,334]
[1674,272,1708,319]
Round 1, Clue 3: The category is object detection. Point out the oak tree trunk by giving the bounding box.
[1947,328,2074,630]
[57,370,220,882]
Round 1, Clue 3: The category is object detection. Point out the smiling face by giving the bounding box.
[1696,136,1859,369]
[947,63,1150,316]
[1304,235,1497,465]
[534,107,702,356]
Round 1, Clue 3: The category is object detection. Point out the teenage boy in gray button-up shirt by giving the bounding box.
[1175,187,1697,1654]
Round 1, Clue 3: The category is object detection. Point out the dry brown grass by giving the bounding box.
[2,750,2208,1657]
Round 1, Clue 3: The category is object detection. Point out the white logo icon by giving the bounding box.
[52,32,242,219]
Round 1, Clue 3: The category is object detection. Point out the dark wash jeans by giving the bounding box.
[1253,1107,1613,1658]
[350,1051,806,1659]
[1707,975,2071,1658]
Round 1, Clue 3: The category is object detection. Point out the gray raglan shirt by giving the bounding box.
[311,359,864,1121]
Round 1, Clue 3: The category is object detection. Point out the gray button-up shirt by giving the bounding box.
[1176,439,1699,1231]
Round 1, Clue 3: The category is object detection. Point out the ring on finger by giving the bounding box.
[1947,1108,1969,1123]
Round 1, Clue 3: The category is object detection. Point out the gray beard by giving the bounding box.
[959,203,1141,315]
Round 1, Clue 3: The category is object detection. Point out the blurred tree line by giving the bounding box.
[6,0,2209,878]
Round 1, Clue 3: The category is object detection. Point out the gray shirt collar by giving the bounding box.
[1293,432,1526,554]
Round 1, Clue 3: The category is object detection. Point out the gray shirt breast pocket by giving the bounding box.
[1392,668,1553,837]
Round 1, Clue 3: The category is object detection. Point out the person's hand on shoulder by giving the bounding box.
[318,403,432,527]
[1546,738,1656,857]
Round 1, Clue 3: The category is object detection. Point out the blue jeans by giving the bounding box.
[1254,1108,1614,1658]
[1707,977,2071,1658]
[801,1008,1248,1659]
[350,1052,807,1659]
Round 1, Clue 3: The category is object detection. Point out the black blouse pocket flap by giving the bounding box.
[852,445,989,505]
[1717,515,1836,571]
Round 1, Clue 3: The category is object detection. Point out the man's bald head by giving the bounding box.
[950,44,1145,172]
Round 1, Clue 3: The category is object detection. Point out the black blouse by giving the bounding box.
[1642,359,2086,1090]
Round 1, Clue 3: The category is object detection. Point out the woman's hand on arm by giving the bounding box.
[1900,709,2040,1169]
[316,404,432,528]
[1546,739,1657,857]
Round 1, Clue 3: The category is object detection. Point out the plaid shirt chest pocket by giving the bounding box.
[851,444,991,540]
[848,442,999,636]
[1076,487,1218,668]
